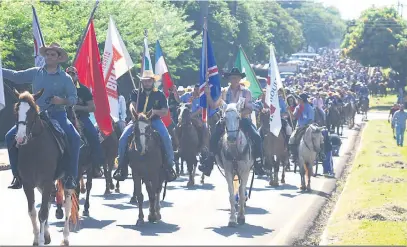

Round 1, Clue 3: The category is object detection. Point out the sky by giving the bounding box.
[319,0,405,20]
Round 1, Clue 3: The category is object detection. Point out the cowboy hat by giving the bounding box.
[240,80,251,88]
[39,42,69,63]
[177,86,185,92]
[137,70,161,81]
[223,67,246,78]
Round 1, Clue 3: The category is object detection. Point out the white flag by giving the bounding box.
[265,45,283,137]
[0,55,5,111]
[102,16,134,122]
[32,6,45,67]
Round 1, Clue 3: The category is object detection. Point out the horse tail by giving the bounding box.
[70,191,79,227]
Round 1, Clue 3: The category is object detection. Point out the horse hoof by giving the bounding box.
[60,240,69,246]
[187,181,194,187]
[55,208,64,220]
[136,219,144,226]
[180,171,185,176]
[237,217,245,225]
[45,234,51,245]
[300,186,306,191]
[115,188,120,193]
[130,197,137,204]
[269,180,273,186]
[33,241,38,246]
[83,210,89,217]
[104,189,111,195]
[228,221,237,227]
[200,179,204,184]
[281,179,285,184]
[148,214,158,223]
[156,213,162,221]
[307,186,311,192]
[109,183,114,190]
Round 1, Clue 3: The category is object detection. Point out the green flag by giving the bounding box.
[234,46,262,99]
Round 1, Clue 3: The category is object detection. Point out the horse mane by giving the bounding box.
[137,113,149,122]
[15,91,39,114]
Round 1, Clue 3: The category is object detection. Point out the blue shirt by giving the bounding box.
[279,96,287,114]
[2,66,77,112]
[294,103,315,128]
[180,93,192,103]
[392,110,407,129]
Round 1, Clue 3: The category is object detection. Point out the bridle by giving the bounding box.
[224,108,240,137]
[304,127,322,153]
[15,104,43,143]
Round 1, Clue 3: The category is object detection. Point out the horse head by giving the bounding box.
[178,103,192,125]
[14,89,44,145]
[223,103,242,142]
[304,124,325,153]
[259,108,270,130]
[133,113,155,155]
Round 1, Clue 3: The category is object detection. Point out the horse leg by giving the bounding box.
[146,181,158,223]
[83,169,93,216]
[24,186,39,246]
[299,158,306,191]
[274,156,279,186]
[225,170,237,227]
[38,186,52,246]
[115,180,120,193]
[133,174,144,226]
[307,163,312,192]
[181,158,185,175]
[103,162,111,195]
[130,170,137,204]
[62,190,73,246]
[155,182,163,221]
[314,157,318,177]
[281,157,287,184]
[187,160,194,187]
[80,178,86,194]
[237,169,249,225]
[106,160,115,191]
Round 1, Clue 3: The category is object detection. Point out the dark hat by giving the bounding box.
[194,83,200,88]
[223,67,246,78]
[299,93,309,101]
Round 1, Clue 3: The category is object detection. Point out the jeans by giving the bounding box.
[322,150,333,174]
[79,116,105,166]
[5,110,81,178]
[118,119,174,169]
[395,125,405,146]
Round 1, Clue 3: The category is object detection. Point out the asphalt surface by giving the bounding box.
[0,116,364,245]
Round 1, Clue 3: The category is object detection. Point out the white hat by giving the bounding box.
[177,86,185,91]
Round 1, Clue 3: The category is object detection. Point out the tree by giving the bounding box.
[342,7,407,82]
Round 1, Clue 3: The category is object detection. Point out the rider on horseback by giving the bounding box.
[113,70,177,182]
[288,93,315,152]
[66,66,105,178]
[198,67,265,176]
[3,43,80,190]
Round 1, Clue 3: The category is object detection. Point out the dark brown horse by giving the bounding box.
[14,89,78,246]
[128,113,166,225]
[259,110,289,186]
[176,103,200,186]
[326,103,343,135]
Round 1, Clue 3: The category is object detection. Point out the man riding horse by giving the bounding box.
[66,66,105,177]
[288,93,315,154]
[113,70,177,182]
[3,43,80,190]
[199,67,264,176]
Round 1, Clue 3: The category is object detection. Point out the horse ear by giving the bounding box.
[13,89,20,99]
[34,89,44,101]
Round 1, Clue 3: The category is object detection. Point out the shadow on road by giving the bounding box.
[92,193,131,200]
[180,183,215,191]
[118,221,180,236]
[217,206,270,215]
[310,189,331,198]
[206,223,273,238]
[50,216,115,232]
[280,193,298,198]
[267,183,299,191]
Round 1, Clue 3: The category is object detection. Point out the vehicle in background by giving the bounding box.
[278,62,299,73]
[280,72,295,82]
[289,52,320,60]
[257,76,267,89]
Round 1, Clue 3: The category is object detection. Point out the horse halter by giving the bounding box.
[224,109,240,137]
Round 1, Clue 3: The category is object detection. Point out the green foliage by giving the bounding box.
[342,7,407,78]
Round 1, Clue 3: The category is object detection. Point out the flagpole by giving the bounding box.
[135,29,147,115]
[203,17,208,124]
[72,0,99,65]
[32,5,45,45]
[239,45,262,100]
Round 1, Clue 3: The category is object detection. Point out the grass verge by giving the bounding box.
[322,120,407,245]
[369,94,397,111]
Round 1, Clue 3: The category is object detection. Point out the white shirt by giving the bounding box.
[118,95,127,122]
[312,97,324,110]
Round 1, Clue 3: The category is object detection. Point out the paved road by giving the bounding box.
[0,117,363,245]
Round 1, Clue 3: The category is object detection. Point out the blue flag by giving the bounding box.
[199,31,221,122]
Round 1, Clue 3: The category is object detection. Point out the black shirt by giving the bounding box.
[75,82,93,118]
[130,89,168,121]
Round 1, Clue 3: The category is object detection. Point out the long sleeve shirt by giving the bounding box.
[279,96,287,114]
[118,95,127,122]
[312,97,324,110]
[294,103,315,128]
[2,66,77,112]
[392,110,407,129]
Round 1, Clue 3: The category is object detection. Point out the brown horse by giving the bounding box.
[259,110,289,186]
[176,103,200,186]
[128,113,166,225]
[14,89,78,246]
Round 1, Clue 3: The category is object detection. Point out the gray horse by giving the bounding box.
[343,102,357,129]
[298,124,324,192]
[314,107,326,127]
[215,101,253,227]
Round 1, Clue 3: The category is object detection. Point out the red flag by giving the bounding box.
[74,20,113,136]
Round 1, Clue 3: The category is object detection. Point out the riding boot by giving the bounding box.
[113,167,128,181]
[165,161,177,182]
[64,175,77,190]
[253,157,265,176]
[8,176,22,189]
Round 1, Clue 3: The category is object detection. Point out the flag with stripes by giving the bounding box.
[199,31,221,122]
[32,6,45,67]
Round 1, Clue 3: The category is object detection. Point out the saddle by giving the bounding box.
[127,129,166,166]
[292,125,308,146]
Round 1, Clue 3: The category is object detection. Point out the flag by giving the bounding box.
[235,46,262,99]
[199,30,221,123]
[265,45,283,137]
[32,6,45,67]
[75,20,113,136]
[143,37,152,72]
[154,40,173,127]
[0,55,5,111]
[102,16,134,122]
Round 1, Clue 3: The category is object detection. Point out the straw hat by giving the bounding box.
[138,70,161,81]
[39,42,68,63]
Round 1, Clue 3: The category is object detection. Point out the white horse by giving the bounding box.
[298,124,324,192]
[215,100,253,227]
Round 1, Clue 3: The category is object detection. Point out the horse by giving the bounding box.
[298,124,324,192]
[259,110,289,186]
[359,97,369,121]
[314,107,326,127]
[343,101,356,129]
[177,103,200,186]
[128,113,166,225]
[13,89,78,246]
[215,101,253,227]
[326,103,343,135]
